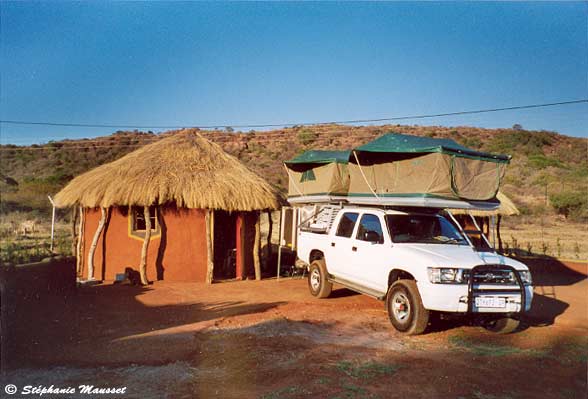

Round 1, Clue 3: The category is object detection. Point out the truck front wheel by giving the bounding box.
[308,260,332,298]
[386,280,430,335]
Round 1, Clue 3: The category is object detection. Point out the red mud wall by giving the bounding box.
[82,206,208,282]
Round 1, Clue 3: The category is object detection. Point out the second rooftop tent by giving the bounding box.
[284,150,351,203]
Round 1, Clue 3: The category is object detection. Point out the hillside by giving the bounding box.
[1,124,587,220]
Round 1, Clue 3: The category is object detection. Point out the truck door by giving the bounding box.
[325,211,359,279]
[349,213,390,293]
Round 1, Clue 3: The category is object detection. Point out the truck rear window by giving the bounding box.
[385,214,467,245]
[336,212,359,238]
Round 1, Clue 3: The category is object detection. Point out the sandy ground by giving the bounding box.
[1,262,587,399]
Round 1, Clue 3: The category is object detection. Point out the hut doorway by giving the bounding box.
[213,211,238,280]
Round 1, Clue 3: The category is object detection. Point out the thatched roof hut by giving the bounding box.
[56,130,280,284]
[55,130,279,211]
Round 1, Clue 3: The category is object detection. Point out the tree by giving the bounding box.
[512,124,523,131]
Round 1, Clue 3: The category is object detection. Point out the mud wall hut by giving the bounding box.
[55,130,280,284]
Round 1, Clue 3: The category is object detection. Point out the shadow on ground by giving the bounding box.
[3,283,285,368]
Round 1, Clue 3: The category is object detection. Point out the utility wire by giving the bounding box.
[1,99,586,130]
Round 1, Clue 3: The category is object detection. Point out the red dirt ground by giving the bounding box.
[2,266,587,399]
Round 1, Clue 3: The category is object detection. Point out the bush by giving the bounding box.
[550,191,588,219]
[297,129,318,146]
[528,155,564,169]
[487,131,553,155]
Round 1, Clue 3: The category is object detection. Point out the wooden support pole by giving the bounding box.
[205,210,215,284]
[76,206,85,277]
[71,207,79,257]
[139,206,152,286]
[264,210,273,271]
[497,215,503,253]
[253,211,261,281]
[87,207,106,280]
[236,213,245,279]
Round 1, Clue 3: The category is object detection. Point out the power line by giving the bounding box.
[0,126,402,149]
[0,128,384,153]
[1,99,586,130]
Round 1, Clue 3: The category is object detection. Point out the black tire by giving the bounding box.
[481,316,520,334]
[307,259,332,298]
[386,280,430,335]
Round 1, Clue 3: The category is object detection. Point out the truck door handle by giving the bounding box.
[352,246,357,252]
[331,242,336,247]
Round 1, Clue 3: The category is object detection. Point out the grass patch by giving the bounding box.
[330,384,381,399]
[315,377,330,385]
[458,391,517,399]
[260,385,304,399]
[449,335,534,357]
[334,361,399,379]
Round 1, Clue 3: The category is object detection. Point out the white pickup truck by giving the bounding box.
[296,206,533,335]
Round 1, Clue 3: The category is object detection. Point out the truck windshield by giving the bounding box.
[385,214,468,245]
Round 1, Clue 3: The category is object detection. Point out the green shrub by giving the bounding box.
[550,191,588,219]
[461,137,482,149]
[487,131,553,155]
[528,155,564,169]
[297,129,318,146]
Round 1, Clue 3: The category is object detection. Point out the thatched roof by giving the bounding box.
[54,130,280,211]
[450,192,520,217]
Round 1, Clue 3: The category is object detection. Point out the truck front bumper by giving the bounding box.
[418,282,533,313]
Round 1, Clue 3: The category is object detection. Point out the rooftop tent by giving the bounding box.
[348,133,511,203]
[284,150,351,202]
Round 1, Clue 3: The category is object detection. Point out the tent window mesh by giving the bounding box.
[300,169,316,183]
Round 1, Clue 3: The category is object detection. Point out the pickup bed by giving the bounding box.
[296,206,533,335]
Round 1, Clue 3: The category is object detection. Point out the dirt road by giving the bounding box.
[2,265,586,399]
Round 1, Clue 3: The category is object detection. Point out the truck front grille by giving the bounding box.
[463,267,516,284]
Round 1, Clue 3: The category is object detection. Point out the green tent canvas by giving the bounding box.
[349,133,510,202]
[285,150,351,199]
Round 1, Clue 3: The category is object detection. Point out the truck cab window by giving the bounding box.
[356,214,384,243]
[336,212,359,238]
[385,214,467,245]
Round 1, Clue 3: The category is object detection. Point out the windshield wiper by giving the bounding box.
[434,236,462,244]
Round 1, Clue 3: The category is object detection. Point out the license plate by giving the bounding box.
[475,296,506,308]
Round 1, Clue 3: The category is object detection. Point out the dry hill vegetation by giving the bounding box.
[1,124,587,260]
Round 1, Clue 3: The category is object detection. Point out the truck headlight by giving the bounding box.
[518,271,532,286]
[427,267,466,284]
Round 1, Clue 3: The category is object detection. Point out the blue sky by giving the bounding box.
[1,1,587,144]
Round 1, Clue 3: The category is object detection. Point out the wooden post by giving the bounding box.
[497,215,503,253]
[205,210,215,284]
[48,196,56,253]
[264,210,273,271]
[235,213,245,279]
[71,207,79,257]
[76,206,85,276]
[253,211,261,280]
[277,209,283,281]
[139,206,152,286]
[87,207,106,280]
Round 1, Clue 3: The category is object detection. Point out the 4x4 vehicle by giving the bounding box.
[296,206,533,335]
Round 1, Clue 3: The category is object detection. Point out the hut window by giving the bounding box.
[300,169,316,182]
[132,206,158,232]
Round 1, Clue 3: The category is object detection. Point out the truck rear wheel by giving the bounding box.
[386,280,429,335]
[308,260,332,298]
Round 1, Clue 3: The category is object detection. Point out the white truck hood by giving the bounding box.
[395,244,529,271]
